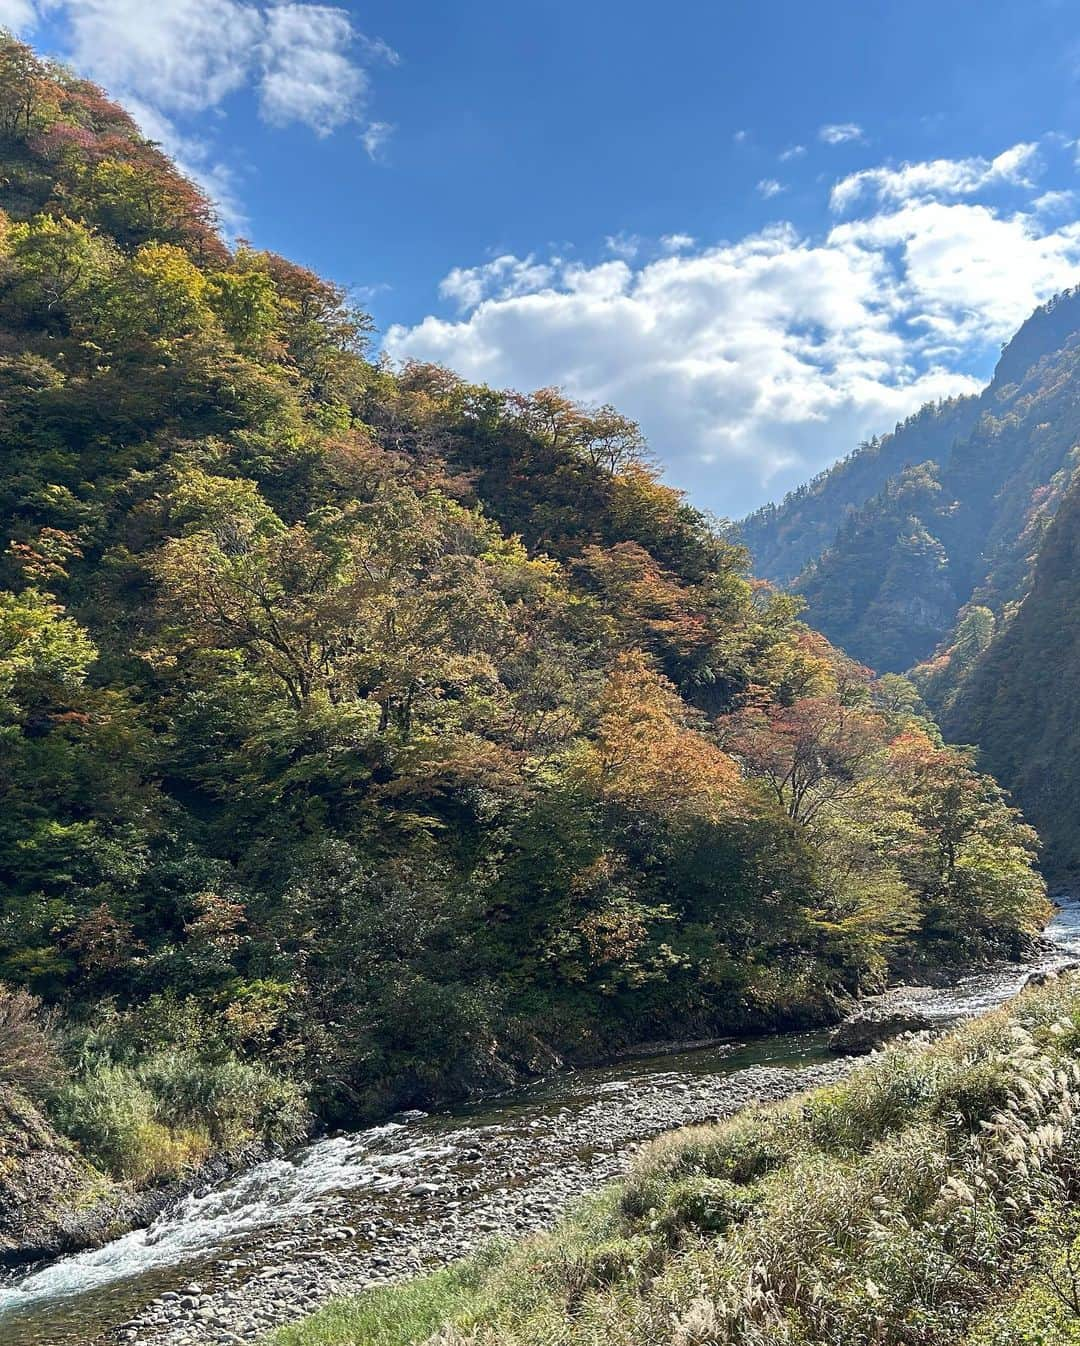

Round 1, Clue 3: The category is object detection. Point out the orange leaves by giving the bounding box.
[580,652,744,823]
[577,541,713,661]
[729,694,889,826]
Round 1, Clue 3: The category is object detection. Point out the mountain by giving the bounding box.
[740,395,980,587]
[741,289,1080,673]
[0,36,1046,1249]
[943,474,1080,872]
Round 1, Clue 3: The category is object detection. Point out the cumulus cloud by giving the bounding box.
[1033,189,1077,215]
[387,142,1080,516]
[779,144,806,162]
[260,3,367,136]
[831,142,1040,212]
[604,232,641,260]
[59,0,263,115]
[820,122,865,145]
[757,178,785,199]
[660,233,696,253]
[9,0,395,217]
[438,254,557,311]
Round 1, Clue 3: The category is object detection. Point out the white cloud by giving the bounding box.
[604,231,641,260]
[17,0,376,131]
[0,0,37,31]
[386,141,1080,516]
[757,178,785,199]
[438,254,557,311]
[660,233,696,253]
[260,3,367,136]
[820,122,865,145]
[1033,189,1076,215]
[779,144,806,161]
[733,129,749,144]
[831,142,1040,212]
[60,0,262,114]
[361,120,394,161]
[358,35,400,66]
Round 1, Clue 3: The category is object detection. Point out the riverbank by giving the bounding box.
[1,897,1076,1346]
[267,969,1080,1346]
[105,1051,860,1345]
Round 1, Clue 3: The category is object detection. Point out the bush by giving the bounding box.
[49,1048,308,1184]
[49,1062,210,1183]
[0,981,58,1093]
[137,1049,309,1149]
[655,1176,759,1242]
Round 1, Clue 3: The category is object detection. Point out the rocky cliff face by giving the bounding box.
[0,1085,105,1264]
[0,1086,267,1267]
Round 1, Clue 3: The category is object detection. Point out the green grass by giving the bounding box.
[267,1262,489,1346]
[265,975,1080,1346]
[49,1048,309,1185]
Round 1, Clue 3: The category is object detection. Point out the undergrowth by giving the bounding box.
[266,974,1080,1346]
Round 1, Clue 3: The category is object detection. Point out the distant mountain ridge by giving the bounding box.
[740,287,1080,674]
[741,286,1080,870]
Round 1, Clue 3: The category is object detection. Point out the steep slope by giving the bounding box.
[741,395,979,586]
[945,475,1080,873]
[741,289,1080,672]
[0,36,1048,1242]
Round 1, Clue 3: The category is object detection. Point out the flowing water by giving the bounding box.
[3,897,1080,1346]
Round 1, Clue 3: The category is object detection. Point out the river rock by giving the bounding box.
[1024,961,1080,989]
[828,1008,934,1055]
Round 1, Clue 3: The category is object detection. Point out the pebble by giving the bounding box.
[77,1055,861,1346]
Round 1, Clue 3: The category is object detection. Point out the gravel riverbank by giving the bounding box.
[111,1055,859,1346]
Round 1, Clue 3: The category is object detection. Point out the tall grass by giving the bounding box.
[50,1049,309,1185]
[0,982,57,1093]
[267,975,1080,1346]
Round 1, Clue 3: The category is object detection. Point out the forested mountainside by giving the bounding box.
[740,288,1080,673]
[740,396,980,587]
[942,476,1080,873]
[0,37,1047,1211]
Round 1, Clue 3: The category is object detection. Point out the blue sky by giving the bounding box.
[9,0,1080,516]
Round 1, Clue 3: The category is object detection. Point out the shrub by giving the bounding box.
[137,1049,309,1149]
[0,981,58,1093]
[48,1048,308,1183]
[49,1062,210,1183]
[655,1176,759,1242]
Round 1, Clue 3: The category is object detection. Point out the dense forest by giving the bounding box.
[943,475,1080,872]
[742,288,1080,873]
[0,37,1048,1202]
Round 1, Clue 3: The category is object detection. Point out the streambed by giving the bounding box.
[3,897,1079,1346]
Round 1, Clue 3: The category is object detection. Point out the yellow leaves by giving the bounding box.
[165,466,281,537]
[608,462,685,536]
[125,241,212,335]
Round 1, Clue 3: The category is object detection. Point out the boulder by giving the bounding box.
[1023,961,1080,989]
[828,1009,934,1055]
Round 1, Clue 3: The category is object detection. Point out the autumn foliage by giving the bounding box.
[0,36,1048,1134]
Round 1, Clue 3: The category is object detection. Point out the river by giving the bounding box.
[3,897,1080,1346]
